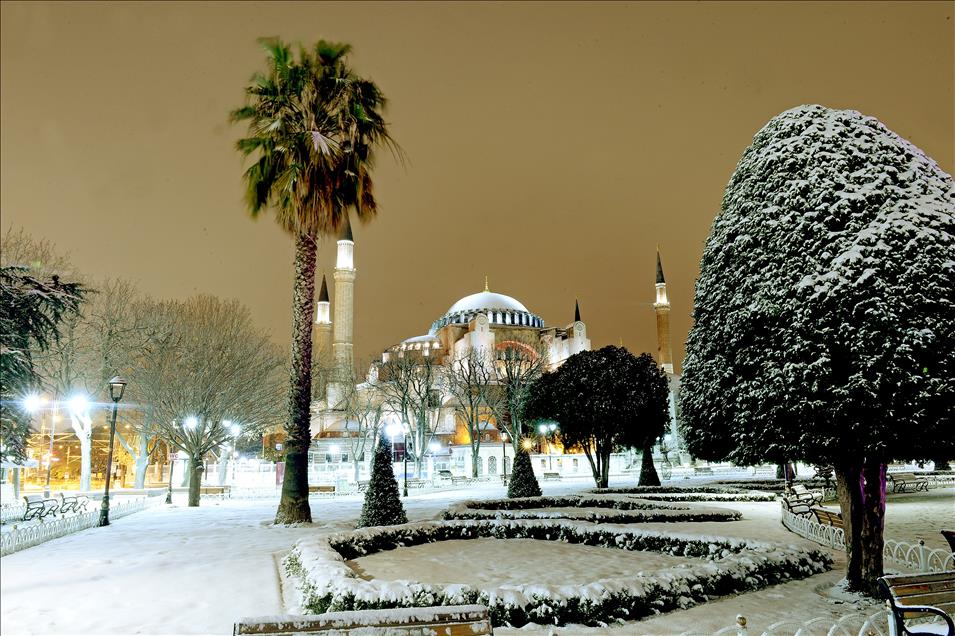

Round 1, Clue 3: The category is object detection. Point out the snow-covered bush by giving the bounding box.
[507,450,541,498]
[592,486,777,501]
[443,495,742,522]
[284,519,832,627]
[680,104,955,593]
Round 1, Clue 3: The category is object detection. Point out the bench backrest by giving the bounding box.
[880,571,955,619]
[23,495,46,504]
[811,507,844,529]
[890,472,917,481]
[234,605,492,635]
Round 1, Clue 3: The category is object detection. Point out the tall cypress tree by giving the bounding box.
[357,435,407,528]
[507,449,542,498]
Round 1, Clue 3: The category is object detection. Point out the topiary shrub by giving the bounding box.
[356,435,407,528]
[507,450,542,498]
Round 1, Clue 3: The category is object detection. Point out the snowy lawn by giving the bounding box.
[1,480,950,635]
[348,537,700,587]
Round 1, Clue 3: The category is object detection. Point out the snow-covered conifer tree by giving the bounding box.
[357,435,407,528]
[506,449,541,498]
[681,104,954,595]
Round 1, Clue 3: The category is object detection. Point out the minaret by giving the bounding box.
[332,217,356,381]
[313,274,333,369]
[574,299,581,322]
[653,249,674,374]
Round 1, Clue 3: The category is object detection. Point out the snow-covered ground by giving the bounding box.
[0,479,951,635]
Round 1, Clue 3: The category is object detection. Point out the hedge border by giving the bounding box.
[591,486,777,502]
[443,495,742,523]
[285,519,832,628]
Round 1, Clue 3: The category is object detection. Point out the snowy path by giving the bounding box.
[1,481,950,635]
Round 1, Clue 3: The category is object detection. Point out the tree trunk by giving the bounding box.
[180,458,191,486]
[79,435,91,492]
[639,444,661,486]
[133,435,149,489]
[859,460,886,597]
[471,444,480,478]
[600,448,610,488]
[582,445,601,487]
[71,412,93,492]
[353,459,361,483]
[187,454,203,507]
[275,232,317,525]
[835,462,864,589]
[217,451,229,486]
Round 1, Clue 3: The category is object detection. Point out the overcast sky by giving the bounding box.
[2,1,952,369]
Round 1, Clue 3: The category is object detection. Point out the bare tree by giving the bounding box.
[377,351,441,479]
[446,347,496,477]
[133,296,284,506]
[490,337,549,452]
[341,365,385,483]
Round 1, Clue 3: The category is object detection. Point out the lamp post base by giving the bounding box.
[98,494,110,527]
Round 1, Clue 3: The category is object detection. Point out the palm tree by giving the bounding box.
[231,38,397,523]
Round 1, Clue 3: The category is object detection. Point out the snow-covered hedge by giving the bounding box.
[443,495,742,523]
[593,486,777,502]
[285,519,831,627]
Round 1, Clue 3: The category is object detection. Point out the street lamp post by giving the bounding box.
[98,376,127,527]
[22,394,48,495]
[227,422,240,485]
[166,440,175,504]
[500,430,509,480]
[402,432,409,498]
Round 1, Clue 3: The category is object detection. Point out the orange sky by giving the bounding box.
[2,1,952,370]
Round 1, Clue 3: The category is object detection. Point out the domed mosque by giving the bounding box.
[304,221,681,484]
[307,221,590,482]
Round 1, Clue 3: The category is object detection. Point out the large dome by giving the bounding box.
[445,291,529,315]
[431,289,544,332]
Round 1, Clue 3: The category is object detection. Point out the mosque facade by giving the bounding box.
[306,223,683,484]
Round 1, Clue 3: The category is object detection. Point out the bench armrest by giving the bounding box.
[891,604,955,634]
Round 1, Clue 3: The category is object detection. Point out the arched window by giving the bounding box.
[488,456,497,475]
[504,456,511,473]
[475,457,484,476]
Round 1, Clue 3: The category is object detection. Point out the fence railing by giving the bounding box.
[1,496,164,557]
[780,503,953,573]
[679,611,890,636]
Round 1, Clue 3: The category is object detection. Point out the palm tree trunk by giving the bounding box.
[275,232,317,524]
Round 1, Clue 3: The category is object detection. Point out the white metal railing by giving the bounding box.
[679,611,890,636]
[883,539,954,573]
[1,503,27,524]
[781,504,954,573]
[1,496,164,557]
[780,504,846,550]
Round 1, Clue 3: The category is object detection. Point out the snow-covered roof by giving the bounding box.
[445,291,529,314]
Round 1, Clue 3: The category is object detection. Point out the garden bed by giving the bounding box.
[592,486,777,502]
[443,495,742,523]
[285,519,832,627]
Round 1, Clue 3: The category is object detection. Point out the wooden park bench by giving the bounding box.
[879,570,955,636]
[405,478,427,489]
[22,495,59,522]
[790,484,823,505]
[450,476,472,486]
[56,493,90,515]
[942,530,955,554]
[889,472,930,493]
[308,485,335,494]
[782,495,813,517]
[541,472,561,481]
[356,481,370,493]
[693,466,714,476]
[234,604,493,635]
[811,506,844,530]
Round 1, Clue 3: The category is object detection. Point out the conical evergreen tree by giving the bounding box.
[357,435,407,528]
[507,449,542,498]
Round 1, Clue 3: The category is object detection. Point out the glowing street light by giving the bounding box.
[67,394,90,415]
[98,376,127,527]
[225,421,241,483]
[184,416,198,429]
[22,393,45,414]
